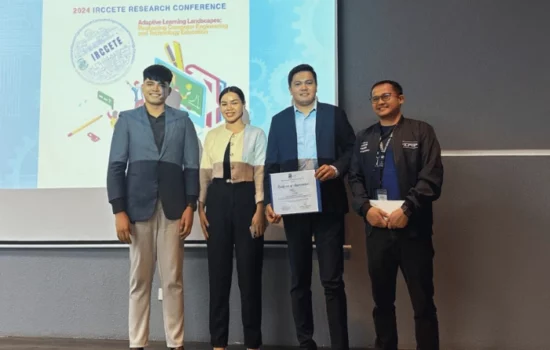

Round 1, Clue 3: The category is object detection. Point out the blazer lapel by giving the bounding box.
[160,106,175,157]
[315,103,322,150]
[314,103,335,161]
[139,106,157,149]
[286,108,299,169]
[315,103,325,157]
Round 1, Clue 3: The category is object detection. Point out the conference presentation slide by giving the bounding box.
[0,0,338,243]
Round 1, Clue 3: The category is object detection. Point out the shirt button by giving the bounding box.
[230,153,234,156]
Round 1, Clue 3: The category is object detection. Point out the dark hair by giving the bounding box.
[143,64,173,85]
[218,86,246,104]
[371,80,403,95]
[287,64,317,87]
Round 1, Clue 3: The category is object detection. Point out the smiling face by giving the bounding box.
[370,83,404,119]
[142,78,171,106]
[220,91,244,124]
[289,70,317,107]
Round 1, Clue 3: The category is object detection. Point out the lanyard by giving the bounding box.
[375,129,395,191]
[375,131,393,168]
[379,132,393,154]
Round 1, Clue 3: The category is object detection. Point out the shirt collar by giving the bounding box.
[293,99,318,114]
[147,111,166,120]
[145,105,166,119]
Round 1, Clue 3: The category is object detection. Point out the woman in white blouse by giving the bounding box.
[198,86,267,350]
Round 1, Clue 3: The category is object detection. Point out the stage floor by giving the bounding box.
[0,337,372,350]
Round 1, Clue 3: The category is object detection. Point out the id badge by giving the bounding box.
[375,153,385,168]
[376,189,388,201]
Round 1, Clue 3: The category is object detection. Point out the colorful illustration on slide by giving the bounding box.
[156,40,227,129]
[66,40,226,144]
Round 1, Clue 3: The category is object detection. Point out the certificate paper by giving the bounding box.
[370,200,405,214]
[270,170,321,215]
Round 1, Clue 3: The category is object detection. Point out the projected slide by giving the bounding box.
[38,0,249,188]
[0,0,337,243]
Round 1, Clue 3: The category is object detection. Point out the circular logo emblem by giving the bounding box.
[71,19,135,85]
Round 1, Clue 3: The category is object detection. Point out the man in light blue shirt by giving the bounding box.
[264,64,356,350]
[295,99,340,176]
[295,99,318,170]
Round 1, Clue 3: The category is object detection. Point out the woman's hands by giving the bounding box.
[198,203,210,239]
[251,203,266,238]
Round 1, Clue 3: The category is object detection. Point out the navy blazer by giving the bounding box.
[264,102,356,214]
[107,105,200,222]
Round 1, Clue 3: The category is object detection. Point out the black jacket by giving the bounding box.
[348,116,443,235]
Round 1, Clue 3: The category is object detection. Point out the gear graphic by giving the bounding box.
[268,60,302,109]
[6,136,37,188]
[250,58,268,85]
[291,0,324,59]
[250,89,275,130]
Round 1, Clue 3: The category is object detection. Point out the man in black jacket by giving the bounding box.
[348,80,443,350]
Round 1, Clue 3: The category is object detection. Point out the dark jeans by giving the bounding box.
[366,228,439,350]
[283,213,349,350]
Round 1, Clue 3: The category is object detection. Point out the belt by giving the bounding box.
[212,178,234,184]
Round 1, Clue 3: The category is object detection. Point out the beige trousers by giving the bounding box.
[128,200,184,348]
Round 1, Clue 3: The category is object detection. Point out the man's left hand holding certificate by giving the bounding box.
[270,170,322,215]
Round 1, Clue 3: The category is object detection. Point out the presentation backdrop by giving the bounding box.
[0,0,337,244]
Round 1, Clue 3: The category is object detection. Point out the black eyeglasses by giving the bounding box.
[369,93,397,103]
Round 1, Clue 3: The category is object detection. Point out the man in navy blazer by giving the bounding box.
[264,64,356,350]
[107,64,199,350]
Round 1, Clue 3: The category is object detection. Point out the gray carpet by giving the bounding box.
[0,337,374,350]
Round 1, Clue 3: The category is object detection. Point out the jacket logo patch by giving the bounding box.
[359,141,370,153]
[402,141,418,149]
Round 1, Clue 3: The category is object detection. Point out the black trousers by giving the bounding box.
[366,228,439,350]
[283,213,349,350]
[205,180,264,348]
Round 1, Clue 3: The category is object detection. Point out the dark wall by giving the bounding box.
[339,0,550,150]
[338,0,550,349]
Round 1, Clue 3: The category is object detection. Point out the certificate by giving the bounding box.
[270,170,321,215]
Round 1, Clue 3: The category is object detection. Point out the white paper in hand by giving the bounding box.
[370,200,405,215]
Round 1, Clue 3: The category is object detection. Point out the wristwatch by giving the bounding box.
[187,202,197,212]
[401,203,412,217]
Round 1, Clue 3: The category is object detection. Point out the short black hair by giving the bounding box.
[143,64,173,85]
[288,64,317,87]
[371,80,403,95]
[219,86,246,104]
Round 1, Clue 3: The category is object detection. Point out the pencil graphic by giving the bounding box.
[67,115,102,137]
[164,43,178,67]
[173,41,184,69]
